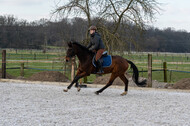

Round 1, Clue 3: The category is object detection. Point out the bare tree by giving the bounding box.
[54,0,93,27]
[54,0,160,52]
[99,0,160,33]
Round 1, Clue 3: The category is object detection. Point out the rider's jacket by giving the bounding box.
[87,32,105,51]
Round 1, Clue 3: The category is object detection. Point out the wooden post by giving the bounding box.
[52,60,54,69]
[79,78,82,84]
[34,53,36,60]
[83,77,87,83]
[64,63,66,75]
[147,54,152,87]
[163,62,167,82]
[71,57,75,81]
[2,50,6,78]
[169,71,172,82]
[26,60,28,67]
[20,63,24,77]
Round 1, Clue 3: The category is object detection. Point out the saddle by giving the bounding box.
[92,51,112,68]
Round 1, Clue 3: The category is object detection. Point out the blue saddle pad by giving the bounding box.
[92,55,112,68]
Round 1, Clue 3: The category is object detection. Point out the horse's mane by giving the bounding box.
[71,41,94,54]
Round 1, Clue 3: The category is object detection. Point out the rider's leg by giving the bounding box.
[97,59,104,73]
[95,49,105,73]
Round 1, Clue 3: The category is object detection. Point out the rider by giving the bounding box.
[87,25,105,73]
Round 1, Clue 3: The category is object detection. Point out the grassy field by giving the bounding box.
[1,49,190,83]
[123,53,190,83]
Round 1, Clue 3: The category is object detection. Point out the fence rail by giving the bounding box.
[6,67,190,74]
[1,50,190,87]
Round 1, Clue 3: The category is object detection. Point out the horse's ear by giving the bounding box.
[67,42,72,47]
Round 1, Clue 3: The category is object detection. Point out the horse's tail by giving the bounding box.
[126,59,147,87]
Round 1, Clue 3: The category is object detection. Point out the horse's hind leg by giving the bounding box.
[95,73,118,95]
[119,74,128,96]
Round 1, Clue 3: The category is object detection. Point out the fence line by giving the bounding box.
[4,62,190,74]
[2,50,190,86]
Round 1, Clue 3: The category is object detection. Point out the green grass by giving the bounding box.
[4,53,61,60]
[2,49,190,83]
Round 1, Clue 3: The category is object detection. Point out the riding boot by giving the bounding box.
[97,59,104,73]
[94,60,99,72]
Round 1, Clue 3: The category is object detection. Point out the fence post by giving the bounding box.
[147,54,152,87]
[20,63,24,77]
[2,50,6,78]
[64,62,67,75]
[52,60,54,69]
[141,68,143,77]
[34,53,36,60]
[163,62,167,82]
[169,71,172,82]
[71,57,75,81]
[83,77,87,83]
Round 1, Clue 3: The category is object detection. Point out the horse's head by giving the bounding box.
[65,42,75,62]
[65,41,94,62]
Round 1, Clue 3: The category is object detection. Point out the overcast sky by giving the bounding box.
[0,0,190,32]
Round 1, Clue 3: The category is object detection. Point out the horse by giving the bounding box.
[64,41,146,95]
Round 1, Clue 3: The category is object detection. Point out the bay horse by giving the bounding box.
[64,42,146,95]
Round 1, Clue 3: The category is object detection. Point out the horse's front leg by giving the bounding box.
[63,76,80,92]
[63,72,87,92]
[74,81,81,92]
[75,81,79,87]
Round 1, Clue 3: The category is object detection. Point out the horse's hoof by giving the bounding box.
[95,91,99,95]
[63,89,68,92]
[77,88,81,92]
[120,91,127,96]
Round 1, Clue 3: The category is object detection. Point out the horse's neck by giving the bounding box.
[77,54,91,63]
[75,48,93,64]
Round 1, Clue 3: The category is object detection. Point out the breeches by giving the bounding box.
[95,49,105,61]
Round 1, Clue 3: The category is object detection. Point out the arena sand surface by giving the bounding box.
[0,82,190,126]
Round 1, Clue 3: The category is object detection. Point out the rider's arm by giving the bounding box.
[89,35,100,51]
[87,41,92,49]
